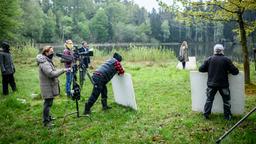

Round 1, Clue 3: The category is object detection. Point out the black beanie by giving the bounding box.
[1,41,10,52]
[113,52,122,62]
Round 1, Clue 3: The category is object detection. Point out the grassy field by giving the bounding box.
[0,46,256,144]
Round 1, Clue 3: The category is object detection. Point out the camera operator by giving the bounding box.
[80,41,91,68]
[63,39,74,97]
[37,46,70,127]
[83,52,125,115]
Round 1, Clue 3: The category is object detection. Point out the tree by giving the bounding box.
[105,1,126,41]
[159,0,256,84]
[21,0,45,42]
[42,9,57,42]
[90,8,109,42]
[0,0,22,41]
[150,8,162,41]
[161,20,170,42]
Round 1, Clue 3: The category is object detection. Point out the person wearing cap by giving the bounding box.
[36,46,70,127]
[199,44,239,120]
[63,39,74,97]
[83,52,125,115]
[0,41,17,95]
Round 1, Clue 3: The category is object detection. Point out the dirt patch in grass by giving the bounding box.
[245,83,256,96]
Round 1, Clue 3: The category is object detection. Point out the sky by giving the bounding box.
[132,0,172,12]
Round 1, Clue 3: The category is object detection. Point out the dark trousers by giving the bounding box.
[43,98,53,124]
[204,87,231,117]
[87,76,108,108]
[182,61,186,69]
[2,74,16,95]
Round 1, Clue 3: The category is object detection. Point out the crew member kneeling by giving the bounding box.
[84,53,124,115]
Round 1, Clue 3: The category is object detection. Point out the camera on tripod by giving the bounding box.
[70,79,80,101]
[73,45,93,69]
[55,45,94,100]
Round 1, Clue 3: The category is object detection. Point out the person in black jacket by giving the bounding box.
[199,44,239,120]
[83,53,125,115]
[0,41,17,95]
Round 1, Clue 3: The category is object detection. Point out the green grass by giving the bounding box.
[0,46,256,143]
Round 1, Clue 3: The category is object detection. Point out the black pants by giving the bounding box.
[2,73,16,95]
[43,98,53,124]
[204,87,231,117]
[182,61,186,69]
[87,75,108,108]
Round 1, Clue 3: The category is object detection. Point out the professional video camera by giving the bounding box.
[56,46,93,120]
[55,53,81,100]
[73,45,94,87]
[55,45,94,97]
[73,45,93,57]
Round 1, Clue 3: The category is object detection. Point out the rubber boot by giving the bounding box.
[83,102,92,115]
[101,99,112,110]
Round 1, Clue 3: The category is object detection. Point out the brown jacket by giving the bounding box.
[36,54,65,99]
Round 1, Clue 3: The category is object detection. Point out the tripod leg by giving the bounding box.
[216,107,256,143]
[79,69,85,88]
[87,71,94,84]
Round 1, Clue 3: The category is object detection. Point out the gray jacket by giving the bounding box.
[179,46,189,62]
[0,52,15,75]
[36,54,65,99]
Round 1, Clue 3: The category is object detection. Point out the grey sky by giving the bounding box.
[132,0,172,12]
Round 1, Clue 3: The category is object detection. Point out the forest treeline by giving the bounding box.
[1,0,255,44]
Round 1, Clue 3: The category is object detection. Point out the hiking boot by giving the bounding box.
[83,103,92,115]
[102,106,112,111]
[224,115,232,120]
[203,114,210,120]
[49,116,56,121]
[101,99,111,111]
[43,122,55,128]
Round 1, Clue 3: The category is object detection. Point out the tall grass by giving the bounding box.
[92,46,176,62]
[0,45,255,143]
[11,43,39,67]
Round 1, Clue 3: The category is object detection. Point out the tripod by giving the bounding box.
[79,64,94,89]
[62,64,92,124]
[216,107,256,143]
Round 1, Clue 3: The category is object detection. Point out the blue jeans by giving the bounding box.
[66,71,73,96]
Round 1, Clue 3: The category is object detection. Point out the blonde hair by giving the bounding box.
[65,39,73,44]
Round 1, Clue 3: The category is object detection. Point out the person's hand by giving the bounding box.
[119,73,124,76]
[89,65,94,69]
[65,68,71,72]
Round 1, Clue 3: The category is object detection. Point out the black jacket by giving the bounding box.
[0,51,15,75]
[94,58,118,84]
[199,54,239,88]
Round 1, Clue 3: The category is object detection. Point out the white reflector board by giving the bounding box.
[176,56,197,70]
[190,71,244,114]
[111,73,137,110]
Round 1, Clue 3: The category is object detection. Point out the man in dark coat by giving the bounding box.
[199,44,239,120]
[84,52,125,115]
[0,41,17,95]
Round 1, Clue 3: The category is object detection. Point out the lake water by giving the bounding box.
[36,42,256,62]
